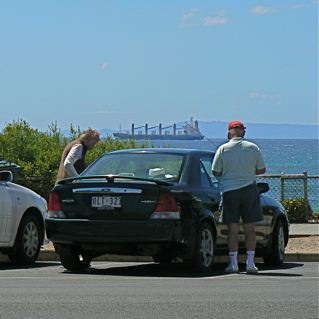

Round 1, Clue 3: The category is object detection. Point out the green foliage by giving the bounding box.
[68,123,81,140]
[281,198,312,222]
[0,120,64,176]
[85,136,148,164]
[0,120,147,200]
[311,211,319,220]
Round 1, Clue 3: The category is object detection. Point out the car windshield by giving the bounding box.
[83,152,185,182]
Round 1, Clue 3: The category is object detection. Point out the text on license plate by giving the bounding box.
[91,196,121,208]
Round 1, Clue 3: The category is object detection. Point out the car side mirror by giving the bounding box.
[0,170,14,182]
[257,182,269,194]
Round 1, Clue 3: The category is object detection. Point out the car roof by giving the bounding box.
[107,148,214,155]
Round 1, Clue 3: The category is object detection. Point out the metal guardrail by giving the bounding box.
[11,172,319,216]
[257,172,319,215]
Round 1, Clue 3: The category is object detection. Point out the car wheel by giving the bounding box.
[54,244,92,272]
[185,222,215,272]
[8,213,43,265]
[263,220,286,265]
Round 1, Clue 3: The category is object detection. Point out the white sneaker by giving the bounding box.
[246,264,258,274]
[225,263,239,274]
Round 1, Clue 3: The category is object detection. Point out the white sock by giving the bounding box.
[229,251,238,266]
[246,250,255,267]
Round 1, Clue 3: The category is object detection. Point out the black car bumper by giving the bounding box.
[46,218,191,245]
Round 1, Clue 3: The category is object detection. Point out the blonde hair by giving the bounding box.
[79,128,100,142]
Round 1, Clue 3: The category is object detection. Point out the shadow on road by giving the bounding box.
[61,261,305,278]
[0,261,60,270]
[249,262,304,277]
[63,262,225,278]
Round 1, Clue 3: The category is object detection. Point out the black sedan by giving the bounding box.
[46,148,289,272]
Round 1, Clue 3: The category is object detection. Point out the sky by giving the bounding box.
[0,0,318,132]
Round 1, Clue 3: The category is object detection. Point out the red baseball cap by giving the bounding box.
[228,120,246,130]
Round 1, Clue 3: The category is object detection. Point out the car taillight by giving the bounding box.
[48,192,65,218]
[150,192,181,219]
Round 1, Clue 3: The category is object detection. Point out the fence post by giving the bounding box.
[303,171,310,220]
[280,174,284,202]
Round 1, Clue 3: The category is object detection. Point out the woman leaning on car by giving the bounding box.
[56,128,100,182]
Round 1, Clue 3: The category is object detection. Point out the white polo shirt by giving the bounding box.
[212,138,265,193]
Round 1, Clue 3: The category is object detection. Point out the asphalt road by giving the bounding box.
[0,261,318,319]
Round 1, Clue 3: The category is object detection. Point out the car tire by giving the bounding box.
[185,222,215,272]
[55,244,92,272]
[8,213,43,265]
[263,220,286,265]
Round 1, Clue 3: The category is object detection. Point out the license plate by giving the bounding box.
[91,196,121,208]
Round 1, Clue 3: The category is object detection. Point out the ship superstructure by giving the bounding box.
[113,117,204,140]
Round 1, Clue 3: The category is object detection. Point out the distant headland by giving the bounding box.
[98,120,318,140]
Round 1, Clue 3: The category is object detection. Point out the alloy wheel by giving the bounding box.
[200,228,214,267]
[23,221,39,258]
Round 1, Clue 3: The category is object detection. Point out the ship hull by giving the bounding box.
[113,133,204,140]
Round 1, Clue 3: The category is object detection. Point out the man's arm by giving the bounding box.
[212,147,223,177]
[255,147,266,175]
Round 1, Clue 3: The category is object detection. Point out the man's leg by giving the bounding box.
[243,223,256,250]
[225,223,239,273]
[228,223,239,251]
[243,223,258,273]
[222,188,240,273]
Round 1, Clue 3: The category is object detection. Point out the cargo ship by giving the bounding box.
[113,118,204,140]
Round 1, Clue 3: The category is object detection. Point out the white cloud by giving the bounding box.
[179,9,229,28]
[249,92,281,104]
[204,13,229,26]
[290,3,307,9]
[290,2,314,9]
[179,9,200,28]
[251,5,273,15]
[181,11,196,21]
[100,62,109,70]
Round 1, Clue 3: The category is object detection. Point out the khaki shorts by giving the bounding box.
[221,183,263,224]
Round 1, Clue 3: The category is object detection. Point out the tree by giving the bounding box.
[0,119,147,200]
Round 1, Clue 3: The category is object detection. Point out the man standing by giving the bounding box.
[212,121,266,274]
[57,128,100,182]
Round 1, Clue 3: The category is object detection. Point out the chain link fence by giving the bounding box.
[2,167,319,220]
[257,172,319,219]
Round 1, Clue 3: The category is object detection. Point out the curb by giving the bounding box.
[1,235,318,264]
[284,253,319,262]
[35,251,319,263]
[289,234,318,238]
[38,234,319,263]
[1,251,318,263]
[2,251,318,264]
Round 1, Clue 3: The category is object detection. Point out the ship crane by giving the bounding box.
[160,123,180,135]
[147,125,158,135]
[131,124,145,135]
[114,118,204,140]
[132,123,160,135]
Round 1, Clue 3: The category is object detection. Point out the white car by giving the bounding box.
[0,170,47,265]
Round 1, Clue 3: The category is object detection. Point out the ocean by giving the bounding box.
[148,138,319,176]
[149,138,319,210]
